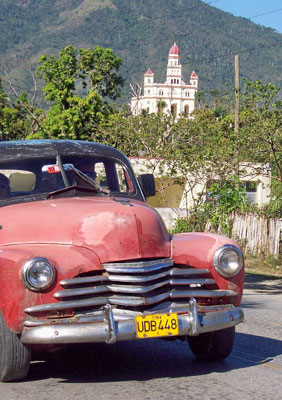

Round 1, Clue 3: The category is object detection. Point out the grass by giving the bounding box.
[245,254,282,278]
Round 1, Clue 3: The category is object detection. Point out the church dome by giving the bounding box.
[144,68,153,75]
[169,43,180,56]
[190,71,198,78]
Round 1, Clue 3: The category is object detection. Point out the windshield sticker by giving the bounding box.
[47,165,61,174]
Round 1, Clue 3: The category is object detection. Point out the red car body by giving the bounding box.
[0,140,244,381]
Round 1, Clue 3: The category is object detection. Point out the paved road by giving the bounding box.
[1,274,282,400]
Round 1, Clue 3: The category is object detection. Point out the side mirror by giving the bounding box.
[138,174,156,198]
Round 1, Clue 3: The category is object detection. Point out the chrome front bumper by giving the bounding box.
[21,298,244,345]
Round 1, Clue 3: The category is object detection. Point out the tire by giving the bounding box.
[187,326,235,362]
[0,312,31,382]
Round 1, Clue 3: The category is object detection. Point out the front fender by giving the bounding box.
[171,232,244,306]
[0,244,102,333]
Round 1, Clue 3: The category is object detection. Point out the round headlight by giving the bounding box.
[213,245,243,278]
[22,257,56,291]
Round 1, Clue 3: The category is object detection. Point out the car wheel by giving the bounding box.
[0,312,31,382]
[187,326,235,361]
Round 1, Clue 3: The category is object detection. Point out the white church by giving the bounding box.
[130,43,198,119]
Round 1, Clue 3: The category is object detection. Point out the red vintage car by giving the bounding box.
[0,140,244,381]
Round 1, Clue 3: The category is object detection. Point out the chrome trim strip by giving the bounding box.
[108,279,170,294]
[25,297,108,313]
[171,289,238,298]
[104,304,117,344]
[108,270,170,283]
[189,297,200,336]
[103,258,174,273]
[24,320,46,327]
[21,302,244,345]
[170,278,216,285]
[170,268,210,276]
[110,292,169,306]
[54,285,109,299]
[59,267,211,286]
[108,274,214,285]
[60,276,109,287]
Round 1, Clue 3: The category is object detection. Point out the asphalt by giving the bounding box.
[244,273,282,294]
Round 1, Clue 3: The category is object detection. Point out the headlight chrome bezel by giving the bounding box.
[213,244,243,278]
[22,257,56,292]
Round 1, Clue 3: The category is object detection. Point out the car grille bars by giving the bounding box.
[25,258,237,315]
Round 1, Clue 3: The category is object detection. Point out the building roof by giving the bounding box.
[169,43,180,56]
[145,68,153,75]
[190,71,198,78]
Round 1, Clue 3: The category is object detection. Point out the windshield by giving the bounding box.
[0,155,136,205]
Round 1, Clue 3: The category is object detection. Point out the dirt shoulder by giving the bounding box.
[245,255,282,279]
[243,255,282,294]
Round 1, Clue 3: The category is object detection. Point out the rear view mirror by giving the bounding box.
[138,174,156,198]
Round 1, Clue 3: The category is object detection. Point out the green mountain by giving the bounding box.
[1,0,281,104]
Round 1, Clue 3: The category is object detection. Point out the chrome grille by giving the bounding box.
[24,258,238,315]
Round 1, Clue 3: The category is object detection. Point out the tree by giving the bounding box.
[0,79,7,107]
[195,90,205,109]
[240,80,282,202]
[32,45,123,139]
[157,100,167,114]
[171,176,247,235]
[93,107,239,213]
[0,79,34,140]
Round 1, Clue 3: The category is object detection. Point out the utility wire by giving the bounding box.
[206,1,282,22]
[185,38,282,64]
[243,7,282,21]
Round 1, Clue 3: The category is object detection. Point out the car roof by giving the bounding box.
[0,140,127,163]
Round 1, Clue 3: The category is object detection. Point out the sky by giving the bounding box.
[207,0,282,33]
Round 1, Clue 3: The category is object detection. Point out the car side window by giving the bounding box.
[94,161,133,194]
[0,169,36,194]
[94,162,109,190]
[115,163,133,193]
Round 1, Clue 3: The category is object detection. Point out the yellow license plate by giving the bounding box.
[135,313,179,338]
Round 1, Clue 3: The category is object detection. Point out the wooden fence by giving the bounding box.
[231,213,282,257]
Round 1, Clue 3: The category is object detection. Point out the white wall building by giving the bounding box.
[131,43,198,119]
[130,157,271,209]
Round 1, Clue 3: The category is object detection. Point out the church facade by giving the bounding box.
[130,43,198,119]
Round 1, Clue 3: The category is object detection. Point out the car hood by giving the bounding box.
[0,197,170,263]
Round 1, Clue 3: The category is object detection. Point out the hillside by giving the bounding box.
[0,0,281,104]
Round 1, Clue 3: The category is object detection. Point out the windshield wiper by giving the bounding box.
[70,166,110,195]
[46,162,110,199]
[56,155,70,187]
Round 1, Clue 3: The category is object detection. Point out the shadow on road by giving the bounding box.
[22,273,282,382]
[25,330,282,383]
[244,273,282,294]
[231,332,282,369]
